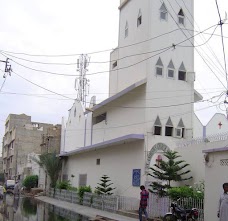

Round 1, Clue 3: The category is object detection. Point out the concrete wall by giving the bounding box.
[63,141,145,198]
[204,150,228,221]
[176,139,228,186]
[205,113,228,136]
[64,101,86,152]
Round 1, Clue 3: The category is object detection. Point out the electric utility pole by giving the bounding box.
[75,54,90,106]
[0,58,12,77]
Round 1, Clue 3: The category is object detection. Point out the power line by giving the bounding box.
[64,103,220,133]
[215,0,228,89]
[0,23,219,78]
[179,0,226,76]
[0,29,180,57]
[12,70,75,101]
[164,0,226,89]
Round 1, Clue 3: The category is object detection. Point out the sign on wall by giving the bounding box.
[132,169,141,186]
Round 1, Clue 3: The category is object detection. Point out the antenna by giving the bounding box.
[75,54,90,106]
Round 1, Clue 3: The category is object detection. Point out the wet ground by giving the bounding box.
[0,194,90,221]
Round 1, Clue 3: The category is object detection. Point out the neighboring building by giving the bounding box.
[193,113,228,138]
[2,113,60,181]
[203,147,228,221]
[40,124,61,154]
[60,0,202,198]
[0,157,3,173]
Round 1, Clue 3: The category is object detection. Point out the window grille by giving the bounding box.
[220,159,228,166]
[79,174,87,186]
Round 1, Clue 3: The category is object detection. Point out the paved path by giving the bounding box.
[36,196,138,221]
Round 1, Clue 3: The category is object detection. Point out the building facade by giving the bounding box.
[60,0,202,198]
[2,114,61,181]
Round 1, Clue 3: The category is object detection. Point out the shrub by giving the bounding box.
[23,175,38,190]
[78,186,92,204]
[56,180,71,190]
[167,185,204,200]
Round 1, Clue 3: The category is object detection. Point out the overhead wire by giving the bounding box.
[0,23,219,78]
[0,29,180,57]
[180,0,227,75]
[12,70,75,101]
[164,0,226,89]
[215,0,228,89]
[0,69,8,93]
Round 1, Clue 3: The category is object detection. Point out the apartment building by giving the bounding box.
[2,113,61,180]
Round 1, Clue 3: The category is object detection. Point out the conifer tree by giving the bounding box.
[95,175,116,195]
[148,150,192,196]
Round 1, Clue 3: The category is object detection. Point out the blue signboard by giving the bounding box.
[132,169,141,186]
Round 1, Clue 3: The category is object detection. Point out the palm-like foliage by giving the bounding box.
[148,150,192,196]
[34,152,62,188]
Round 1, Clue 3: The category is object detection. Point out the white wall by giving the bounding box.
[176,139,228,186]
[64,141,145,198]
[193,114,204,138]
[204,151,228,221]
[64,101,86,152]
[205,113,228,136]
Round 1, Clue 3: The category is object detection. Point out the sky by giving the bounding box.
[0,0,228,150]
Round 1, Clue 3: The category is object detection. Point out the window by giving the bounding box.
[96,159,100,165]
[137,9,142,27]
[112,61,117,69]
[160,3,168,21]
[178,9,185,25]
[79,174,87,187]
[74,108,76,117]
[176,118,185,138]
[154,116,162,135]
[165,117,173,136]
[167,60,175,78]
[32,123,39,128]
[155,57,164,76]
[93,113,107,124]
[125,21,128,38]
[62,174,68,181]
[178,62,186,81]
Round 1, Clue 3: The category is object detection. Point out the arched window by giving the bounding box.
[175,118,185,138]
[154,116,162,135]
[178,62,186,81]
[165,117,173,136]
[178,9,185,25]
[167,60,175,78]
[155,57,164,76]
[160,3,168,21]
[125,21,129,38]
[137,9,142,27]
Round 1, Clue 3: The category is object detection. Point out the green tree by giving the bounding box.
[148,150,192,196]
[95,175,116,195]
[34,152,62,188]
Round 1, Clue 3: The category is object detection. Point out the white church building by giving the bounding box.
[60,0,228,203]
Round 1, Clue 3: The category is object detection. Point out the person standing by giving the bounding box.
[218,183,228,221]
[139,185,149,221]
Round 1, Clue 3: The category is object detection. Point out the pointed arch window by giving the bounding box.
[178,62,186,81]
[154,116,162,135]
[175,118,185,138]
[125,21,129,38]
[167,60,175,78]
[165,117,173,136]
[178,9,185,25]
[155,57,164,77]
[160,3,168,21]
[137,9,142,27]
